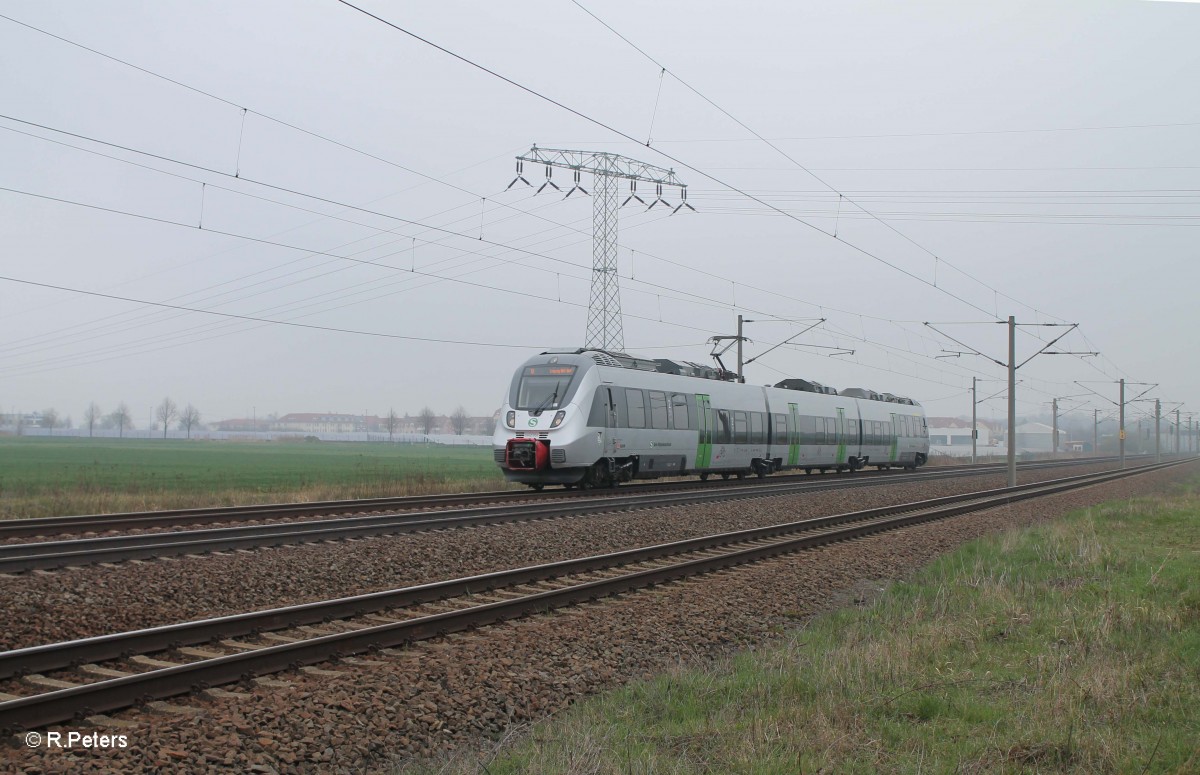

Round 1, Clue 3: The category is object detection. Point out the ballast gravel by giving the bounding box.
[0,461,1144,650]
[2,460,1193,773]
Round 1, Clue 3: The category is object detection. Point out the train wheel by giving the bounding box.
[699,473,710,482]
[564,483,576,490]
[805,468,812,475]
[530,484,544,491]
[735,472,746,480]
[721,473,731,480]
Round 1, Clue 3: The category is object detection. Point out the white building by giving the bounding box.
[1013,422,1067,453]
[926,417,997,458]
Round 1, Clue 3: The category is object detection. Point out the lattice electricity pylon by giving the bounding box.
[508,146,692,352]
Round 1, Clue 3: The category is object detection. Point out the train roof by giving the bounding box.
[536,349,920,405]
[539,349,737,382]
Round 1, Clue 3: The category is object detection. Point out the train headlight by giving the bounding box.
[550,410,566,428]
[506,410,516,428]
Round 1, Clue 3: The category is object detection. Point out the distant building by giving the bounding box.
[926,416,999,458]
[1013,422,1067,453]
[273,413,380,433]
[204,411,498,437]
[208,418,272,432]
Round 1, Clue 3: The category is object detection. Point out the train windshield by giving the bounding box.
[515,365,577,410]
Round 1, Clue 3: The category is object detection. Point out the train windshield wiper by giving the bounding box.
[531,384,560,416]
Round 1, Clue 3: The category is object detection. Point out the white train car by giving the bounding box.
[494,349,928,489]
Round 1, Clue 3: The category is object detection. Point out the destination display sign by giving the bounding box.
[526,365,577,377]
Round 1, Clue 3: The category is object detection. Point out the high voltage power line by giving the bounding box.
[0,113,1003,382]
[0,8,1099,362]
[0,10,1139,398]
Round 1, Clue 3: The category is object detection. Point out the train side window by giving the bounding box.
[626,389,646,429]
[672,394,690,430]
[750,413,764,444]
[774,414,787,441]
[822,418,832,444]
[717,409,732,443]
[649,391,668,429]
[798,415,810,445]
[733,411,748,443]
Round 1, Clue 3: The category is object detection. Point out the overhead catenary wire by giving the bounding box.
[0,21,1052,369]
[334,0,1002,320]
[565,0,1073,326]
[0,12,1142,400]
[0,180,998,390]
[0,114,983,375]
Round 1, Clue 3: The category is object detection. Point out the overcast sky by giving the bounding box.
[1,0,1197,429]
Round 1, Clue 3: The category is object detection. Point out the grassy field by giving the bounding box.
[0,437,509,519]
[432,480,1200,774]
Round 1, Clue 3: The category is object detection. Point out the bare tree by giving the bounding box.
[419,406,436,436]
[41,408,59,433]
[155,397,178,439]
[385,408,399,442]
[83,402,102,437]
[451,405,469,435]
[179,404,201,439]
[110,403,132,438]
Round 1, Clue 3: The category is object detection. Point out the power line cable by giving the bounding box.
[334,0,1002,320]
[0,14,1131,391]
[566,0,1070,325]
[0,115,972,370]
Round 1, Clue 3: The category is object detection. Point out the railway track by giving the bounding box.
[0,457,1141,574]
[0,456,1121,542]
[0,458,1186,734]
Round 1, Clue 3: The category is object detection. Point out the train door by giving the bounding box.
[592,386,619,458]
[787,403,800,466]
[695,394,713,468]
[835,407,848,465]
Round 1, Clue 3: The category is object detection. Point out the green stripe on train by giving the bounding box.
[696,394,712,468]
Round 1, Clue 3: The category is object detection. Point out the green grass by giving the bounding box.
[424,479,1200,774]
[0,437,508,518]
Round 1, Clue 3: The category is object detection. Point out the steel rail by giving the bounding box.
[0,458,1144,574]
[0,462,1143,679]
[0,458,1187,733]
[0,456,1121,540]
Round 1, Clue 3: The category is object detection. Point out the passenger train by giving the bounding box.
[493,349,929,489]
